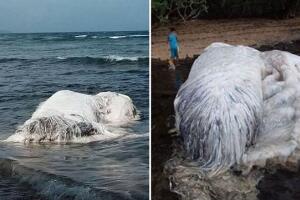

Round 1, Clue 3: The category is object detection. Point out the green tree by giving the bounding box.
[152,0,208,23]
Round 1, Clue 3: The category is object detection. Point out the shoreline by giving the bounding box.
[152,17,300,60]
[152,39,300,64]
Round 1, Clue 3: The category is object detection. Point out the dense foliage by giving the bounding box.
[152,0,208,22]
[152,0,300,23]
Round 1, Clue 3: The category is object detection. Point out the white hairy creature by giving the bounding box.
[175,43,300,176]
[6,90,138,143]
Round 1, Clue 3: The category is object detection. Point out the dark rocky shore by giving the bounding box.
[151,40,300,200]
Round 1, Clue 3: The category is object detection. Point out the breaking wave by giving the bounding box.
[73,34,148,40]
[0,56,148,65]
[109,36,127,39]
[0,33,148,42]
[74,34,87,38]
[108,35,148,39]
[55,56,148,64]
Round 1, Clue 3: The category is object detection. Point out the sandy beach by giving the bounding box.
[152,17,300,60]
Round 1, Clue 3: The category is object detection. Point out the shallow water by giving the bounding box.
[0,31,149,199]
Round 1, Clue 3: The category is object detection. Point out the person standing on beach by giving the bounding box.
[168,27,179,70]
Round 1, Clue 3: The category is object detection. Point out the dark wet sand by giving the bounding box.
[151,58,194,200]
[151,40,300,200]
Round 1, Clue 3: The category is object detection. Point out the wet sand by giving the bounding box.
[152,17,300,60]
[151,40,300,200]
[151,59,194,200]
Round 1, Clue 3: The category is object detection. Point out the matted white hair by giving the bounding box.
[6,90,138,143]
[175,43,300,177]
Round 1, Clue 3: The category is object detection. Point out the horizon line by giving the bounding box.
[1,29,149,34]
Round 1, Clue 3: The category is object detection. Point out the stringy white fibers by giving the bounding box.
[243,50,300,169]
[175,43,300,177]
[95,92,138,124]
[6,90,138,143]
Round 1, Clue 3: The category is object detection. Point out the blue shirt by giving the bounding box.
[168,32,178,49]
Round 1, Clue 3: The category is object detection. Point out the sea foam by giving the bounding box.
[109,36,127,39]
[75,35,87,38]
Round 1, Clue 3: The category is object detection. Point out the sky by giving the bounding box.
[0,0,149,33]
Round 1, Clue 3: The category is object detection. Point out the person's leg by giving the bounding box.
[169,59,175,69]
[169,48,176,70]
[174,48,179,64]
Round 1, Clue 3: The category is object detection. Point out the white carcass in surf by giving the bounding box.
[175,43,300,176]
[6,90,138,143]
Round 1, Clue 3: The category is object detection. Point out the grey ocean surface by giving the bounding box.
[0,31,149,200]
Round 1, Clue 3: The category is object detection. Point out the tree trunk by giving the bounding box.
[285,0,299,18]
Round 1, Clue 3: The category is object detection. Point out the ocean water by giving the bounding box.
[0,31,149,199]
